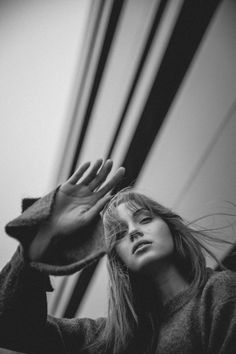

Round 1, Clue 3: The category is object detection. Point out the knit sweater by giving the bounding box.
[0,194,236,353]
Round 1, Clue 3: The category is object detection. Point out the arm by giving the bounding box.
[201,270,236,354]
[0,247,105,354]
[5,159,125,275]
[0,159,125,353]
[0,246,54,353]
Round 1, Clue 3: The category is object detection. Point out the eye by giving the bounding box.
[139,216,152,224]
[116,230,127,240]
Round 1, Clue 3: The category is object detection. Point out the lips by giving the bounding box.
[132,240,152,254]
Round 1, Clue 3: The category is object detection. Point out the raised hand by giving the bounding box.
[52,159,125,236]
[28,159,125,261]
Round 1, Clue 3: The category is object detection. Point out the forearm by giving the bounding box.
[0,246,52,352]
[27,217,58,262]
[4,186,106,276]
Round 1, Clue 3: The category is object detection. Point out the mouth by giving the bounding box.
[132,241,152,254]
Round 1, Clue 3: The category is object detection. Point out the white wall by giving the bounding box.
[0,0,91,269]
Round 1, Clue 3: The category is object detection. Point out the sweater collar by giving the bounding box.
[160,268,214,320]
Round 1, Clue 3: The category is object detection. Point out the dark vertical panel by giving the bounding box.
[116,0,222,191]
[68,0,107,136]
[55,0,106,185]
[106,0,169,158]
[70,0,126,175]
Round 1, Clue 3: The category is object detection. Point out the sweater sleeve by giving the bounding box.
[0,246,105,354]
[0,246,55,353]
[1,189,108,353]
[5,188,59,265]
[200,270,236,354]
[5,188,106,276]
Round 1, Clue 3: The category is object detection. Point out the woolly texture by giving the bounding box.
[0,249,236,353]
[5,188,106,275]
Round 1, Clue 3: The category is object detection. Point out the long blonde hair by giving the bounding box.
[86,188,234,353]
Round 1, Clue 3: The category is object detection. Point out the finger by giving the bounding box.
[67,161,91,185]
[89,159,113,191]
[81,159,103,185]
[86,194,112,221]
[96,167,125,198]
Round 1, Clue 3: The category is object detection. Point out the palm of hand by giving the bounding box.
[51,160,125,236]
[28,159,125,261]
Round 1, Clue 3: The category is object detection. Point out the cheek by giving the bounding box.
[163,234,174,254]
[151,222,174,253]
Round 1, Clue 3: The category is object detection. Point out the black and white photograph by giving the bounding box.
[0,0,236,353]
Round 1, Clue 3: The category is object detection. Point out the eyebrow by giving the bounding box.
[116,207,151,226]
[132,208,150,217]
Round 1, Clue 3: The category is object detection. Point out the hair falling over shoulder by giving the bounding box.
[84,188,236,354]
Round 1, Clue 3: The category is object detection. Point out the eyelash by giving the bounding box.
[139,216,152,224]
[116,230,127,240]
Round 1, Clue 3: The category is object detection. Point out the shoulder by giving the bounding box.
[45,316,107,352]
[47,316,106,349]
[201,269,236,306]
[48,315,106,331]
[47,315,106,338]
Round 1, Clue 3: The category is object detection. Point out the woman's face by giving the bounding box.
[114,203,174,274]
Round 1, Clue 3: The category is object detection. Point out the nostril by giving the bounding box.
[129,231,144,242]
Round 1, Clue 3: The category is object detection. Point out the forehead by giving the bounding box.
[116,203,132,220]
[116,202,150,222]
[103,192,154,227]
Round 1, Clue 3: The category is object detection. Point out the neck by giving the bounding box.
[149,262,190,305]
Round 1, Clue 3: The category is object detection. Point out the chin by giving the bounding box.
[131,250,170,274]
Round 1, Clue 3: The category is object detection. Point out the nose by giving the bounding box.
[129,230,144,242]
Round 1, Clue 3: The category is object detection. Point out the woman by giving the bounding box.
[0,159,235,353]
